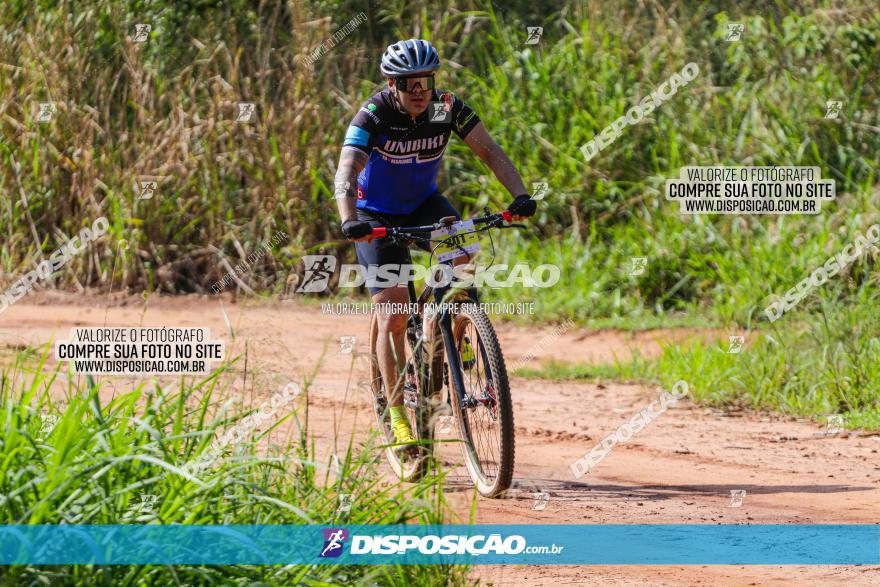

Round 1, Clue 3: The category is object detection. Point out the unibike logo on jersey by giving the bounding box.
[349,533,526,555]
[377,134,446,162]
[383,136,446,152]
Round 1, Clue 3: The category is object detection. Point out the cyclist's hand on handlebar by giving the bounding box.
[506,194,537,221]
[341,219,374,242]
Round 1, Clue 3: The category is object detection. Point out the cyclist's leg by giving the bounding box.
[355,211,416,444]
[371,285,409,407]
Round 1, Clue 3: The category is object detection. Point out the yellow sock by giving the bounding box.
[389,405,408,426]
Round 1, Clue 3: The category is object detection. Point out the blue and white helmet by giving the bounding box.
[380,38,440,76]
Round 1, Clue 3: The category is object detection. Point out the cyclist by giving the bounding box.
[333,38,536,449]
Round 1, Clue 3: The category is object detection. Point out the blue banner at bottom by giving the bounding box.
[0,524,876,565]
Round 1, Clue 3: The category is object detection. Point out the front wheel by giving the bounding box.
[446,303,515,497]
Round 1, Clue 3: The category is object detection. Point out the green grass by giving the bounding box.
[515,360,622,382]
[0,346,470,584]
[516,286,880,429]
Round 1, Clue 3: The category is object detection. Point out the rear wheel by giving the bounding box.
[447,303,514,497]
[367,313,430,481]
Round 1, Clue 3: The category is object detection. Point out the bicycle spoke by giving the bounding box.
[456,318,502,484]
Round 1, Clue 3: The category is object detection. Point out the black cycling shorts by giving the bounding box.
[355,192,460,295]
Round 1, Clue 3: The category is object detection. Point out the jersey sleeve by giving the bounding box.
[451,95,481,139]
[343,99,383,153]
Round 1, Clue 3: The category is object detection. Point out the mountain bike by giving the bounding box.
[364,209,521,497]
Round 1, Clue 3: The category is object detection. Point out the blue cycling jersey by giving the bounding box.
[342,88,481,215]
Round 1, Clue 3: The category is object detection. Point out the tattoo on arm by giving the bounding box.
[334,147,369,223]
[334,148,368,199]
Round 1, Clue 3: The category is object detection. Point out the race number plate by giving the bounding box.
[430,220,481,262]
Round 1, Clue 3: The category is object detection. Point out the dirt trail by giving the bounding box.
[1,293,878,585]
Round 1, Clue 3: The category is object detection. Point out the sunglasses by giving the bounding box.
[392,75,435,93]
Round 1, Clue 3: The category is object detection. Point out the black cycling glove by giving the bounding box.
[341,219,373,240]
[507,194,537,218]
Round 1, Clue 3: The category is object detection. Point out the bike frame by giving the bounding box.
[371,210,514,416]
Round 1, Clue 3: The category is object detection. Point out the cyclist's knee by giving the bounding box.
[373,287,409,333]
[378,310,407,334]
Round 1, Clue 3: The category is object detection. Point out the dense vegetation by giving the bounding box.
[2,0,877,318]
[0,347,464,583]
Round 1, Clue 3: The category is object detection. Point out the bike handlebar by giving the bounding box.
[369,210,513,239]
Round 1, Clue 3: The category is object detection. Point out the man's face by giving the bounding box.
[388,75,433,117]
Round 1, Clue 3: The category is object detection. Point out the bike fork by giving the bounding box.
[439,310,470,418]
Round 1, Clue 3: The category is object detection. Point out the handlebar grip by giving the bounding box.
[501,211,512,222]
[371,227,387,238]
